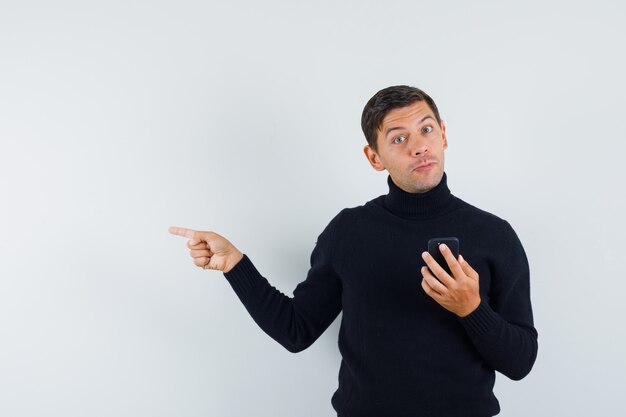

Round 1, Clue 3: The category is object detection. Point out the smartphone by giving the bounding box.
[427,237,460,276]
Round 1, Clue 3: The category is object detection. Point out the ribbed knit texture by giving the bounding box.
[223,173,538,417]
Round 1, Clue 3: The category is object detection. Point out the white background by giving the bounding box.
[1,0,625,416]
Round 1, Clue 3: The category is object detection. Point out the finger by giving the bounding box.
[190,249,213,258]
[203,257,220,270]
[421,266,448,295]
[459,255,479,280]
[187,240,208,250]
[204,257,223,270]
[421,275,444,300]
[421,251,455,287]
[193,257,210,268]
[439,243,465,280]
[169,226,197,239]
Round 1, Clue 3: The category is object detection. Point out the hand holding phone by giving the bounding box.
[422,237,481,317]
[427,237,460,276]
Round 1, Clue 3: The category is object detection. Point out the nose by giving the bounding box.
[409,135,428,156]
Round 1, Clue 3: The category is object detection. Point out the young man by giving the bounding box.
[170,85,538,417]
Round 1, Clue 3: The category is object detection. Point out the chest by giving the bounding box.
[336,219,495,313]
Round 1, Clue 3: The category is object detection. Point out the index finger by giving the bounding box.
[439,244,465,279]
[168,226,197,239]
[421,251,455,287]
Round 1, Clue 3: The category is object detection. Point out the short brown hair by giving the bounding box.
[361,85,442,151]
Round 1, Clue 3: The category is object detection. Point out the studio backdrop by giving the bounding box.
[1,0,625,416]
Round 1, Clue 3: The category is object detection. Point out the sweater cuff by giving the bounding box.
[458,300,500,339]
[223,254,264,298]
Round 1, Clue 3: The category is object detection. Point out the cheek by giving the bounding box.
[440,134,449,149]
[434,139,447,154]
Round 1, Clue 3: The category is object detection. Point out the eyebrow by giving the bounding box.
[385,115,435,137]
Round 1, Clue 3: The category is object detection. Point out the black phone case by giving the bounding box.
[427,237,460,276]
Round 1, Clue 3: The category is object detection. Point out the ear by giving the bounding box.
[363,145,385,171]
[441,119,448,150]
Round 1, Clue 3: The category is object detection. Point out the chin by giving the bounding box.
[413,172,443,193]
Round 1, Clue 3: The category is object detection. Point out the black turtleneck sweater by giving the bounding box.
[224,173,538,417]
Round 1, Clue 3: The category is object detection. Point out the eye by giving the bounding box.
[392,135,406,144]
[422,126,433,134]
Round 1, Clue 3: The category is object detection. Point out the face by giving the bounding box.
[363,100,448,193]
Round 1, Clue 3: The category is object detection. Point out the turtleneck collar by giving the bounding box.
[383,172,458,219]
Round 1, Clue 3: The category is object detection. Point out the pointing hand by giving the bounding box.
[168,226,244,273]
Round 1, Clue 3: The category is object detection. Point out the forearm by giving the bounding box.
[459,301,538,380]
[224,254,342,353]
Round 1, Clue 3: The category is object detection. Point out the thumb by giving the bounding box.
[189,230,216,244]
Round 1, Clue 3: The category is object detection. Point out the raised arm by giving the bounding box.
[168,213,344,353]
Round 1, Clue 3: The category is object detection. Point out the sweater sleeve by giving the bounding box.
[459,221,538,380]
[222,212,344,353]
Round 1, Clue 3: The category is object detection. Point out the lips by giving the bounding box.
[412,161,437,172]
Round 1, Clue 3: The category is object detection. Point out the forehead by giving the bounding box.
[379,101,434,131]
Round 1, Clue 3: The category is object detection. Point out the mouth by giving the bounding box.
[412,161,436,172]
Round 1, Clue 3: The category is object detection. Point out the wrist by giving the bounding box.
[457,297,481,318]
[224,251,244,273]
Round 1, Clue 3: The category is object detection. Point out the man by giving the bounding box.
[169,85,538,417]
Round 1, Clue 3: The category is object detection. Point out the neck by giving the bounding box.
[384,172,457,219]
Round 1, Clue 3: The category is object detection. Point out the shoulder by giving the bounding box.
[455,196,526,255]
[451,196,526,252]
[338,194,388,223]
[454,197,514,229]
[328,202,373,229]
[319,196,385,242]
